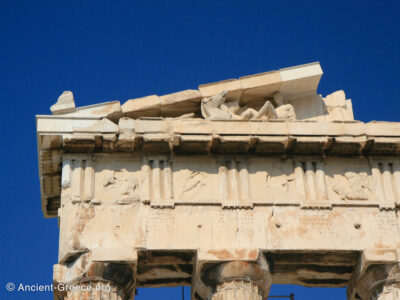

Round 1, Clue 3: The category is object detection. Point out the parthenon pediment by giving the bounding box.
[49,62,353,122]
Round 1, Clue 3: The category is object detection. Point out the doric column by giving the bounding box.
[201,258,271,300]
[53,256,136,300]
[212,280,263,299]
[355,264,400,300]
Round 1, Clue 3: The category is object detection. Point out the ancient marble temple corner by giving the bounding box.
[36,62,400,299]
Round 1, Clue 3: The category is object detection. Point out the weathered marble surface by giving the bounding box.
[37,63,400,299]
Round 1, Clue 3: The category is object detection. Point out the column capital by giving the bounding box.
[197,255,271,299]
[355,263,400,299]
[53,252,136,299]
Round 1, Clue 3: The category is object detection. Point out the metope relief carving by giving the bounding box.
[101,169,140,204]
[265,160,295,195]
[173,157,220,204]
[330,170,370,201]
[247,158,296,203]
[325,159,373,204]
[179,170,206,200]
[97,168,140,205]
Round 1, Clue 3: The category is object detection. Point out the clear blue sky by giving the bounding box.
[0,1,399,299]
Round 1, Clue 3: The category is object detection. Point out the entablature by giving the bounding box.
[37,118,400,218]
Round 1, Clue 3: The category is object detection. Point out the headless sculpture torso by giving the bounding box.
[276,104,296,120]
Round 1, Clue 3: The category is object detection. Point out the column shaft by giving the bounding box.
[211,280,262,300]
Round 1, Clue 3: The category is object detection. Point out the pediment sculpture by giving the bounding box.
[200,91,296,121]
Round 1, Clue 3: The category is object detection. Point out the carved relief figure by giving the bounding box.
[201,91,296,121]
[330,170,370,200]
[101,169,140,204]
[265,160,295,199]
[201,91,236,120]
[273,92,296,120]
[179,170,207,200]
[266,166,294,192]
